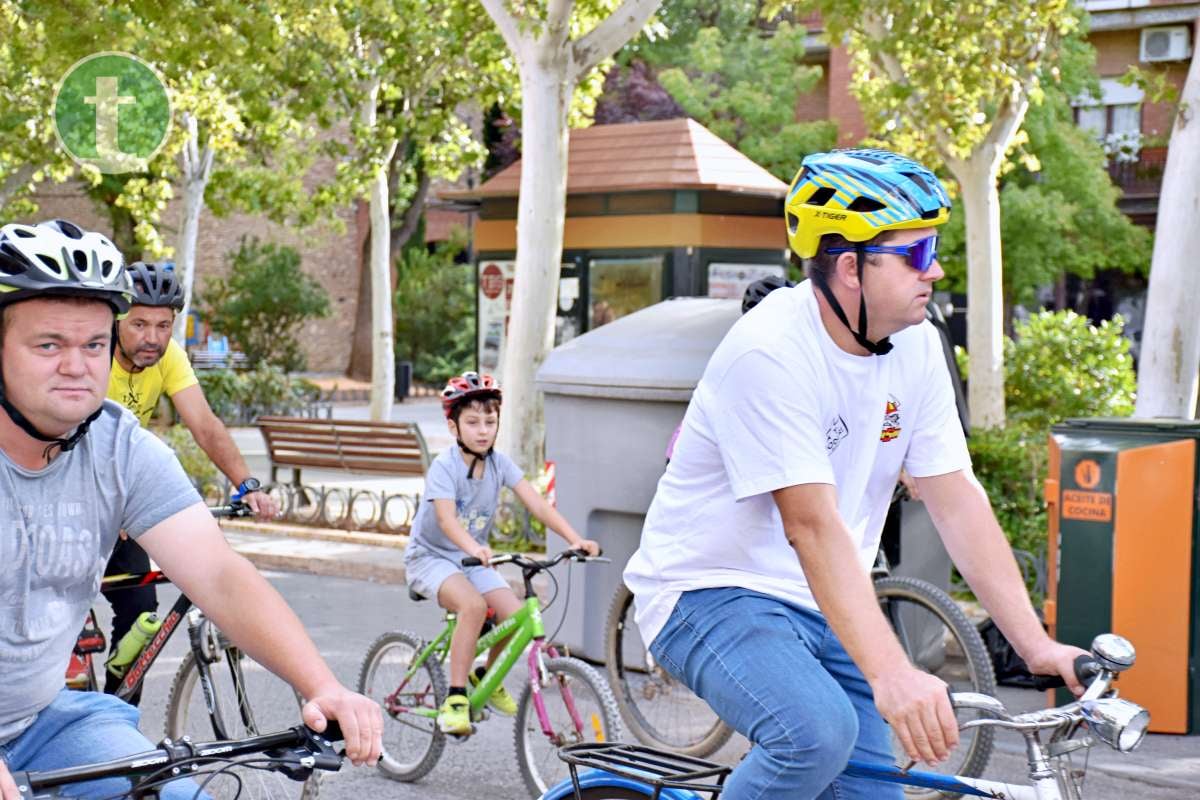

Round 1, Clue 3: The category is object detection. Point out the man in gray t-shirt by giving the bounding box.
[0,220,382,800]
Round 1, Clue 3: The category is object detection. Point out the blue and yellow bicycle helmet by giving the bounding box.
[783,149,950,355]
[784,149,950,259]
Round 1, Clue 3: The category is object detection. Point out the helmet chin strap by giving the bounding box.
[812,247,893,356]
[0,387,102,460]
[0,319,115,461]
[457,439,493,477]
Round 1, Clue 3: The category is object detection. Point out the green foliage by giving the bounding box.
[490,464,555,552]
[801,0,1079,168]
[198,237,331,371]
[393,235,475,384]
[963,311,1136,559]
[195,364,321,424]
[1005,310,1137,428]
[967,423,1049,558]
[631,3,837,179]
[157,425,221,500]
[936,31,1152,306]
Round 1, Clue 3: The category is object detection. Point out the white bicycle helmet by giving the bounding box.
[0,219,133,454]
[0,219,133,313]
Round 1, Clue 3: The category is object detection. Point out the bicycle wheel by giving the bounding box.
[562,789,655,800]
[604,584,732,757]
[515,656,623,799]
[165,644,318,799]
[875,576,996,799]
[356,630,446,782]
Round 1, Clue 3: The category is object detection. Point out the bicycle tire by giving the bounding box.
[165,646,318,799]
[604,584,733,758]
[563,789,656,800]
[356,630,447,782]
[875,576,996,799]
[515,656,623,799]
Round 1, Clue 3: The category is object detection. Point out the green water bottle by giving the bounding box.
[105,612,162,678]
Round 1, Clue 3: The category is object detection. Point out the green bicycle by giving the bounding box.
[357,549,622,798]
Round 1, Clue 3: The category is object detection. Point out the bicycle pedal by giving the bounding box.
[471,708,490,723]
[447,725,477,742]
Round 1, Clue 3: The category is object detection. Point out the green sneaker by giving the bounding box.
[437,695,472,735]
[469,671,518,716]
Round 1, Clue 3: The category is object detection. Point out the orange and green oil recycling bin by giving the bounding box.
[1045,418,1200,733]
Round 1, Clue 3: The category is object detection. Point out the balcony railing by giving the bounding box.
[1108,146,1167,197]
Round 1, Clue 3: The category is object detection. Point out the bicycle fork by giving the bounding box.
[527,639,597,745]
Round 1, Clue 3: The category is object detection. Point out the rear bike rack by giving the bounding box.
[558,742,730,800]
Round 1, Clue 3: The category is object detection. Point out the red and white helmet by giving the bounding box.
[441,371,501,419]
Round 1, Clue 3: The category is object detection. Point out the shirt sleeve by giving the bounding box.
[122,427,203,537]
[161,339,199,396]
[495,452,526,489]
[708,348,836,501]
[903,326,972,478]
[422,455,459,502]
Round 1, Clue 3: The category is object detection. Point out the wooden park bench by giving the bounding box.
[256,415,431,486]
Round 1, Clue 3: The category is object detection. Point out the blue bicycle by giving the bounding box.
[542,634,1149,800]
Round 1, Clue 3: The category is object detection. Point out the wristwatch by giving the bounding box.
[237,477,263,495]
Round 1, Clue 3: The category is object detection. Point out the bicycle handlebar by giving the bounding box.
[11,723,344,796]
[950,652,1138,737]
[461,548,610,569]
[210,500,254,519]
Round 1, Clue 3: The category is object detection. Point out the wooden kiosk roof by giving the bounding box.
[447,118,789,200]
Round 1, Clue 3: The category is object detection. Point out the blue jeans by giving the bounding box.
[649,587,900,800]
[0,690,208,799]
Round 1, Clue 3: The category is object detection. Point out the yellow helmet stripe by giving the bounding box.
[810,173,856,207]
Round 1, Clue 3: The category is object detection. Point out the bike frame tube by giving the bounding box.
[843,760,1043,799]
[469,597,541,714]
[115,591,194,702]
[396,623,456,719]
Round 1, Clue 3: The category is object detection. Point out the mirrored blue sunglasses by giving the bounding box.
[824,234,940,273]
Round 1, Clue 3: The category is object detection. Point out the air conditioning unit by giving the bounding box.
[1140,26,1192,63]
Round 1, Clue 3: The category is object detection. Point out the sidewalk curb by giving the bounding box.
[223,529,408,584]
[222,526,549,599]
[220,519,408,549]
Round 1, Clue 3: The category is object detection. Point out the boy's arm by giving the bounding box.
[512,479,597,553]
[433,498,489,558]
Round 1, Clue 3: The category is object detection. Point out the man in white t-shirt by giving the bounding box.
[623,149,1085,800]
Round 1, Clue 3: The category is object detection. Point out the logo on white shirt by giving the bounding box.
[825,415,849,453]
[881,395,902,442]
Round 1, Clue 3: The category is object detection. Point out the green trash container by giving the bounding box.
[1046,417,1200,734]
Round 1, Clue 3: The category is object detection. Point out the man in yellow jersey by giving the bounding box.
[103,260,280,702]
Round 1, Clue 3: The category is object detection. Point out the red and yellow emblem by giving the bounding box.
[880,396,901,442]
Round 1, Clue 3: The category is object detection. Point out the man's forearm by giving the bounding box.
[192,421,253,486]
[925,476,1047,659]
[787,517,909,681]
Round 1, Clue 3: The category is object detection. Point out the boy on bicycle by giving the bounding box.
[404,371,599,735]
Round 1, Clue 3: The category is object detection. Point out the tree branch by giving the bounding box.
[390,168,430,254]
[0,164,35,211]
[860,12,959,163]
[479,0,526,55]
[572,0,661,78]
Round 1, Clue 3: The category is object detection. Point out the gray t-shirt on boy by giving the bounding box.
[0,401,200,744]
[407,448,525,560]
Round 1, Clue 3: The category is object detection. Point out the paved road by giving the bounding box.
[93,568,1193,800]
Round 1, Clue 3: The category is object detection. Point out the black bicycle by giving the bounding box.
[9,722,343,800]
[67,502,319,799]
